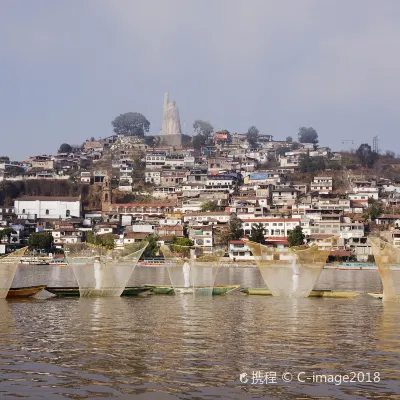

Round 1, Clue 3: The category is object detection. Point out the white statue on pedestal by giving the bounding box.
[162,92,182,136]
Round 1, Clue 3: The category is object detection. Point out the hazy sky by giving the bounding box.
[1,0,400,160]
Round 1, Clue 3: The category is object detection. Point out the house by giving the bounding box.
[14,196,81,220]
[271,187,298,207]
[145,170,162,185]
[155,224,184,237]
[311,177,333,195]
[228,240,253,261]
[29,155,55,170]
[80,171,91,184]
[375,214,400,226]
[241,217,301,239]
[160,170,187,186]
[184,211,232,225]
[52,223,84,248]
[145,152,166,168]
[108,203,176,221]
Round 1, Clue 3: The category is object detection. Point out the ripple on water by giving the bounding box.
[0,268,398,399]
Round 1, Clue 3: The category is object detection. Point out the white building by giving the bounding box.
[14,196,81,220]
[311,177,333,195]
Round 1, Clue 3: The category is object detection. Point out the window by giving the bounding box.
[66,210,71,217]
[46,209,49,215]
[22,209,25,213]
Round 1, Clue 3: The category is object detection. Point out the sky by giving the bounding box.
[1,0,400,160]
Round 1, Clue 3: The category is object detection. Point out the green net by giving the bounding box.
[369,236,400,302]
[65,242,148,297]
[0,247,27,299]
[161,245,225,295]
[247,240,334,298]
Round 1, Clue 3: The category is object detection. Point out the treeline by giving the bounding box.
[0,180,83,206]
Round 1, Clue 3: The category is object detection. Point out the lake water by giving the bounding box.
[1,266,399,399]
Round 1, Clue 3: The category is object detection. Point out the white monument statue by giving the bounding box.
[162,92,182,136]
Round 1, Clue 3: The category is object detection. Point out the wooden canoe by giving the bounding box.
[240,288,359,298]
[145,285,240,295]
[7,285,47,298]
[46,286,153,297]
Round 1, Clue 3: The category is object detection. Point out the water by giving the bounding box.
[1,266,399,399]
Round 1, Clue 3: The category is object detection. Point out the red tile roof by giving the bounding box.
[242,218,300,222]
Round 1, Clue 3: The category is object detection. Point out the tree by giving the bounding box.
[58,143,72,153]
[249,223,265,244]
[298,127,319,144]
[28,232,54,250]
[276,147,291,157]
[0,156,10,163]
[170,237,194,255]
[287,226,305,247]
[291,142,300,150]
[229,215,244,240]
[298,153,325,173]
[247,126,259,149]
[192,120,213,150]
[200,200,219,212]
[356,143,378,168]
[286,136,293,143]
[144,234,160,257]
[98,234,115,249]
[193,120,214,137]
[86,231,115,249]
[112,112,150,137]
[172,237,193,246]
[364,203,383,221]
[0,227,16,243]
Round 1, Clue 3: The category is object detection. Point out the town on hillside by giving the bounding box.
[1,93,400,262]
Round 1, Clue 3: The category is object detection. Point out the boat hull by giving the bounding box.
[46,286,153,297]
[145,285,240,295]
[241,288,359,298]
[7,285,47,298]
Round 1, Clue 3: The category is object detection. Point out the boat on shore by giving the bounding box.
[144,285,240,295]
[241,288,359,298]
[46,286,153,297]
[7,285,47,298]
[368,292,383,299]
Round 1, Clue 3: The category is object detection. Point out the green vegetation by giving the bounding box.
[144,234,160,257]
[58,143,72,153]
[246,126,259,149]
[0,227,16,243]
[298,127,319,144]
[287,226,305,247]
[112,112,150,137]
[86,231,115,249]
[298,153,325,173]
[170,237,194,254]
[28,231,54,250]
[193,120,214,150]
[356,143,378,168]
[249,222,265,244]
[364,202,383,221]
[200,200,219,212]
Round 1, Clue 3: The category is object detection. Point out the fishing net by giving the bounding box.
[247,240,333,298]
[65,242,148,297]
[369,236,400,302]
[0,247,27,299]
[161,245,225,295]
